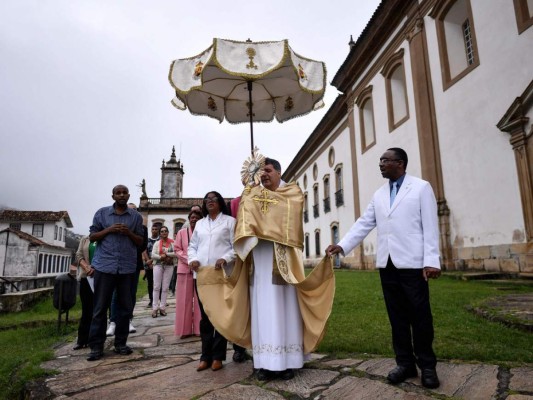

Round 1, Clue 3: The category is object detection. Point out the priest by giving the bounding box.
[197,157,335,381]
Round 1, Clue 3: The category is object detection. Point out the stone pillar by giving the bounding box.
[407,18,453,270]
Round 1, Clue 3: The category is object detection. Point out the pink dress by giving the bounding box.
[174,227,201,337]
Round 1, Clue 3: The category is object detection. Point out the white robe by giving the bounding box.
[250,239,304,371]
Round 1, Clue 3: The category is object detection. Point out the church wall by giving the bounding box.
[348,41,425,269]
[422,2,533,273]
[287,0,532,273]
[295,120,356,265]
[143,212,188,238]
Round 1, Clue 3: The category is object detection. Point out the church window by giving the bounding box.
[513,0,533,33]
[313,163,318,180]
[303,174,308,189]
[334,164,344,207]
[381,49,409,131]
[331,223,341,268]
[59,227,63,241]
[356,86,376,152]
[304,192,309,223]
[313,184,319,218]
[33,224,44,238]
[305,234,310,258]
[9,223,21,231]
[38,254,43,274]
[323,175,331,213]
[174,219,185,236]
[315,230,321,256]
[328,147,335,167]
[430,0,480,90]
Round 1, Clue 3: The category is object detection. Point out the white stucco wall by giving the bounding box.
[296,121,356,260]
[144,212,188,239]
[424,2,533,247]
[348,41,423,260]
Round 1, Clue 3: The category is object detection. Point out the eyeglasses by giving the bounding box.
[204,196,218,203]
[160,230,168,233]
[379,158,401,164]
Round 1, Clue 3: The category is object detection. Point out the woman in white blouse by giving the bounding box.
[188,191,235,372]
[151,226,177,318]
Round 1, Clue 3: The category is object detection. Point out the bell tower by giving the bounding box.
[160,146,184,198]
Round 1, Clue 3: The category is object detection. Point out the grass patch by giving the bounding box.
[318,271,533,363]
[0,273,150,400]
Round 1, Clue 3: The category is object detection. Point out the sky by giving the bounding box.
[0,0,381,234]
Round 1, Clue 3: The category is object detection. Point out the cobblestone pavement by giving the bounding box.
[32,296,533,400]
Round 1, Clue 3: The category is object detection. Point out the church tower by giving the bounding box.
[160,146,184,198]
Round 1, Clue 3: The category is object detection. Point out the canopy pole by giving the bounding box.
[247,81,254,155]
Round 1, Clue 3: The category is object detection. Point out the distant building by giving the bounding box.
[0,210,74,277]
[139,147,207,236]
[0,229,72,277]
[0,210,73,247]
[283,0,533,273]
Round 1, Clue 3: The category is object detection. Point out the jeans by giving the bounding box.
[88,270,134,350]
[109,268,141,322]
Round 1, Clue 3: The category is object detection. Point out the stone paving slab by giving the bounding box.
[319,376,433,400]
[320,358,364,368]
[265,368,339,398]
[46,356,191,396]
[433,362,499,400]
[67,359,254,400]
[199,383,285,399]
[510,367,533,392]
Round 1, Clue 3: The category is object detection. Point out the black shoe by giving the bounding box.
[279,369,295,380]
[421,368,440,389]
[387,365,418,384]
[73,343,87,350]
[87,349,104,361]
[113,345,133,355]
[232,350,246,363]
[256,368,274,381]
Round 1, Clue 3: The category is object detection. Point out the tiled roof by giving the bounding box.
[0,210,73,227]
[0,228,69,251]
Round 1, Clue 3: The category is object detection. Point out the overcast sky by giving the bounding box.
[0,0,380,234]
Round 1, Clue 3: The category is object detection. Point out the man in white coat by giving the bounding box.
[326,147,441,389]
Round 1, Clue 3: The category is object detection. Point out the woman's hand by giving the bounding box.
[86,266,95,277]
[189,261,200,272]
[215,258,227,270]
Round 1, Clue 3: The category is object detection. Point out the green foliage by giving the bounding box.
[318,271,533,363]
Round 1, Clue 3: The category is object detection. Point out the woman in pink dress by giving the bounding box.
[174,209,202,338]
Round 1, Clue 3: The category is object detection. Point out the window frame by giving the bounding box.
[430,0,480,91]
[33,223,44,238]
[355,85,376,153]
[514,0,533,34]
[380,49,409,132]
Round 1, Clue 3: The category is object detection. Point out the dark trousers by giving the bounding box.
[89,270,134,350]
[379,258,437,370]
[110,268,141,322]
[77,278,94,345]
[195,280,227,362]
[144,268,154,304]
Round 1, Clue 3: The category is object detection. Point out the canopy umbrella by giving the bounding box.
[168,38,327,155]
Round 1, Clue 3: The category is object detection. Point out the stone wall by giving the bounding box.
[305,242,532,273]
